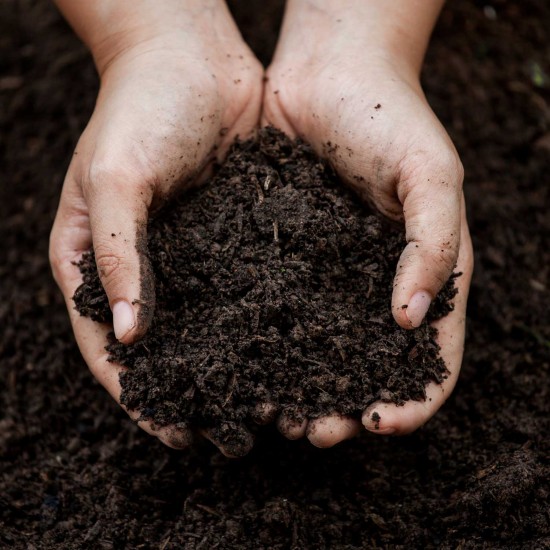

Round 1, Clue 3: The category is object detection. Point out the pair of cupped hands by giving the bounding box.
[49,1,473,456]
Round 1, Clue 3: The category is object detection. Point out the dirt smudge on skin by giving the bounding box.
[134,220,155,339]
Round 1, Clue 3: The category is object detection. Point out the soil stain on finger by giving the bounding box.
[133,221,156,339]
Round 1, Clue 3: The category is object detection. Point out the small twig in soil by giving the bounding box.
[223,372,237,406]
[182,533,202,540]
[365,276,374,299]
[251,335,279,344]
[273,221,279,244]
[195,503,223,517]
[254,176,264,204]
[132,299,152,307]
[199,354,211,369]
[332,337,348,362]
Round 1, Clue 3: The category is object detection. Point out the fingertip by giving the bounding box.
[251,401,279,425]
[392,301,412,330]
[361,408,397,435]
[203,422,255,458]
[306,415,361,448]
[276,413,308,440]
[157,425,194,450]
[362,386,447,436]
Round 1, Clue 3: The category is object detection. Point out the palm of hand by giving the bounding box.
[50,40,263,453]
[52,25,474,453]
[262,55,474,445]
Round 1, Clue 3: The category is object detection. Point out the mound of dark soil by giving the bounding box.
[74,128,456,453]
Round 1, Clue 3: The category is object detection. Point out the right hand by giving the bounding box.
[262,0,474,448]
[49,5,262,454]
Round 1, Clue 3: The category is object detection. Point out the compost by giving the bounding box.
[1,1,548,548]
[74,127,456,456]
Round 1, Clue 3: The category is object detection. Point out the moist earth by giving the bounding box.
[73,127,457,456]
[0,0,549,548]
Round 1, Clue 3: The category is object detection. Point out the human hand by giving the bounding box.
[263,0,474,447]
[49,1,262,454]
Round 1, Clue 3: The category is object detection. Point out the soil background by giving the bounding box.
[1,1,549,548]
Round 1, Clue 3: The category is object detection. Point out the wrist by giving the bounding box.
[282,0,443,77]
[55,0,232,76]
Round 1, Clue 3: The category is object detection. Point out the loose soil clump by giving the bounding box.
[74,127,457,454]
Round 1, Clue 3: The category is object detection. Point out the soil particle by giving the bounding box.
[74,127,457,453]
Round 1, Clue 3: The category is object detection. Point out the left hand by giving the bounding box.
[262,0,474,447]
[49,1,263,455]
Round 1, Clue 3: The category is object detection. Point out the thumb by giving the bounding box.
[85,172,155,344]
[391,157,463,329]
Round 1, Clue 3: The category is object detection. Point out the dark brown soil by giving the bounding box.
[74,127,456,455]
[1,0,549,548]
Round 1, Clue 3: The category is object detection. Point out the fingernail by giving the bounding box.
[406,291,432,328]
[112,300,136,341]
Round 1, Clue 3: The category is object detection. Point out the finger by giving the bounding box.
[202,423,255,458]
[306,415,361,448]
[276,412,308,440]
[84,167,155,344]
[392,155,464,329]
[51,192,190,450]
[363,210,473,435]
[260,73,299,138]
[145,424,193,450]
[250,401,279,425]
[69,302,192,449]
[50,171,94,300]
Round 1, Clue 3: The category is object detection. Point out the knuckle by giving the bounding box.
[429,239,459,268]
[48,232,73,287]
[94,247,124,281]
[397,238,459,291]
[429,243,459,286]
[402,146,464,194]
[433,149,464,190]
[48,237,62,279]
[373,195,404,221]
[454,157,465,186]
[49,253,64,286]
[85,159,149,198]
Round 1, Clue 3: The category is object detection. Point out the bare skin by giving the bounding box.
[50,0,473,455]
[49,0,262,454]
[263,0,474,447]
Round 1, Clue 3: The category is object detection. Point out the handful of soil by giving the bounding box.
[74,127,457,455]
